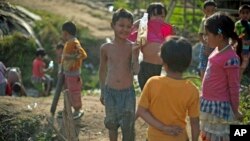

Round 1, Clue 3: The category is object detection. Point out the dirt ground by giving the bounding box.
[2,0,197,140]
[0,94,148,141]
[9,0,113,39]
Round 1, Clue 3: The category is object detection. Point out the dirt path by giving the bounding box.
[0,95,147,141]
[9,0,113,39]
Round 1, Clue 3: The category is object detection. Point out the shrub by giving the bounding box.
[0,32,37,86]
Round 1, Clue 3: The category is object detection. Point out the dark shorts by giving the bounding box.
[138,61,162,90]
[103,86,135,141]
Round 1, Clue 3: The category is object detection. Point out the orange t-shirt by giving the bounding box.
[62,38,87,72]
[139,76,200,141]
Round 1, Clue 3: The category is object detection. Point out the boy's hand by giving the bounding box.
[132,43,141,52]
[161,125,183,136]
[234,110,243,121]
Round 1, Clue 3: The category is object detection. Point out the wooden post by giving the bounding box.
[62,90,79,141]
[50,70,65,115]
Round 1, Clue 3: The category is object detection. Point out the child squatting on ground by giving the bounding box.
[136,36,200,141]
[31,48,53,96]
[128,2,174,90]
[60,21,87,119]
[200,12,243,141]
[99,8,140,141]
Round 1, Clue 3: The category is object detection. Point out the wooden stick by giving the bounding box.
[50,69,65,115]
[62,90,78,141]
[46,117,67,141]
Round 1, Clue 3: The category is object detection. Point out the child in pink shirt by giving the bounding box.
[129,16,173,44]
[128,2,174,90]
[200,12,242,141]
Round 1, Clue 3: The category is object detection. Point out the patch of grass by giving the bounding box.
[0,112,44,140]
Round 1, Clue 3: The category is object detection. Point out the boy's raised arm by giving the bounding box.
[99,44,108,105]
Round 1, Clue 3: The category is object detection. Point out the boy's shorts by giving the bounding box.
[31,76,44,94]
[31,75,52,95]
[65,75,82,109]
[103,86,135,141]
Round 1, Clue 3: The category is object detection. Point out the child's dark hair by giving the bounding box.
[112,8,133,25]
[56,42,64,50]
[147,2,167,20]
[62,21,77,36]
[203,0,217,9]
[205,12,242,62]
[239,4,250,13]
[12,82,21,93]
[36,47,46,57]
[161,36,192,73]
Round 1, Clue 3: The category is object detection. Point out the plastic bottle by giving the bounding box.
[136,13,148,46]
[49,60,54,69]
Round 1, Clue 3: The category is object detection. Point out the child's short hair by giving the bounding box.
[147,2,167,19]
[56,42,64,50]
[112,8,133,25]
[36,47,46,57]
[203,0,217,9]
[62,21,77,36]
[239,4,250,13]
[12,82,21,93]
[161,36,192,73]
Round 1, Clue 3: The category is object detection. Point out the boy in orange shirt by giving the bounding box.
[61,21,87,119]
[136,36,200,141]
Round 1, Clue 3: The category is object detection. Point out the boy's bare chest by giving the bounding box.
[108,47,131,63]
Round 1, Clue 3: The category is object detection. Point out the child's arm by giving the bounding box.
[131,44,140,75]
[190,117,200,141]
[136,106,183,136]
[77,45,87,60]
[39,62,51,74]
[240,53,250,79]
[225,61,242,120]
[63,45,87,60]
[98,44,108,105]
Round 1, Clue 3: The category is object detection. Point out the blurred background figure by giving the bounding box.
[7,67,27,97]
[0,61,7,96]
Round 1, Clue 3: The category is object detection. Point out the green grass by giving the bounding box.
[170,6,203,34]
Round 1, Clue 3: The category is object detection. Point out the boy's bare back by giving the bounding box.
[100,41,134,90]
